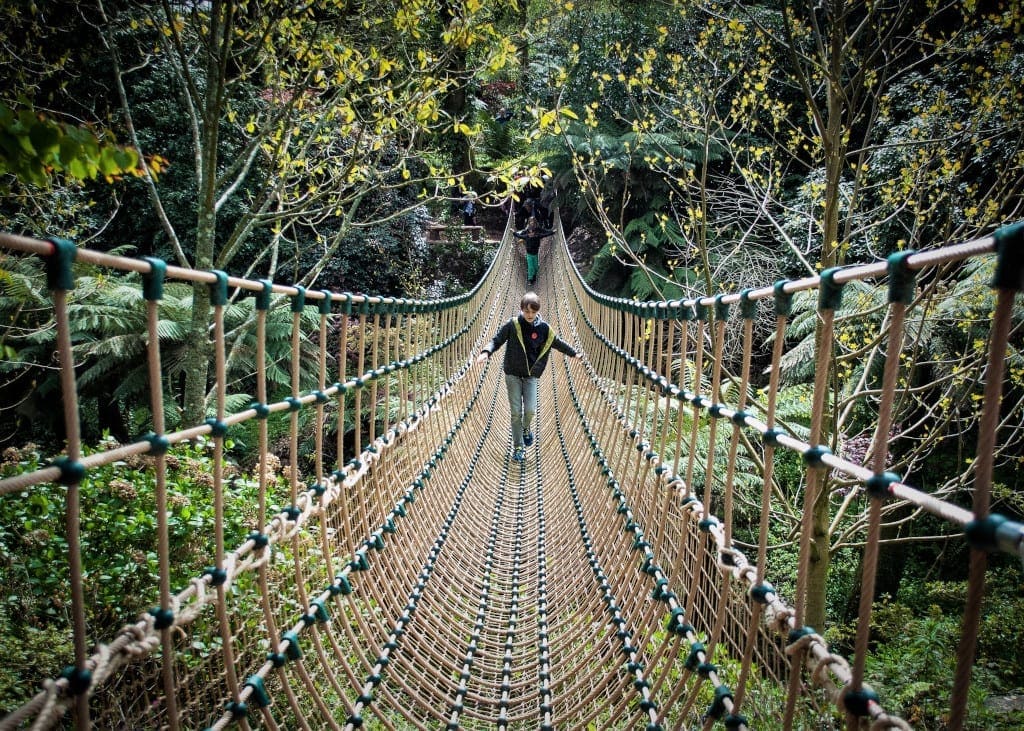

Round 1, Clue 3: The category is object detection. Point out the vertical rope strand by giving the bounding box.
[948,286,1016,730]
[53,288,90,729]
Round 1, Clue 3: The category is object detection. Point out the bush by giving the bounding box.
[0,436,289,711]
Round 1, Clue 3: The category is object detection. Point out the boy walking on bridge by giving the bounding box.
[476,292,581,462]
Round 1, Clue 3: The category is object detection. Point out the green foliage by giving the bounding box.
[0,101,142,189]
[0,436,289,710]
[541,120,710,298]
[0,258,328,451]
[818,565,1024,729]
[856,588,1022,729]
[418,214,494,297]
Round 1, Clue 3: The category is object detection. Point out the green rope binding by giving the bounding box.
[887,250,917,304]
[208,270,228,307]
[331,573,353,595]
[773,279,793,317]
[992,221,1024,291]
[965,514,1014,553]
[291,285,306,312]
[49,456,85,486]
[226,700,247,719]
[787,625,817,646]
[282,630,303,661]
[148,606,175,629]
[59,665,92,695]
[247,531,269,550]
[724,713,749,729]
[203,566,228,586]
[144,432,170,455]
[319,289,333,314]
[818,267,845,311]
[45,237,77,291]
[254,279,273,310]
[714,294,729,322]
[739,289,756,319]
[865,471,901,499]
[749,582,775,604]
[803,444,832,467]
[204,417,228,437]
[705,685,734,721]
[141,257,166,301]
[843,686,880,717]
[244,676,272,708]
[684,641,706,671]
[308,598,330,624]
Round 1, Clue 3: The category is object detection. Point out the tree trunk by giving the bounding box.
[182,284,212,421]
[804,10,849,629]
[439,1,476,191]
[182,1,227,423]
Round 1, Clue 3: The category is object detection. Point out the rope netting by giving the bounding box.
[0,217,1021,730]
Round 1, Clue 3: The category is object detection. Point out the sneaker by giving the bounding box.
[523,430,534,447]
[513,446,526,462]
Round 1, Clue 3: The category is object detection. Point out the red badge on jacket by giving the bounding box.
[531,332,538,339]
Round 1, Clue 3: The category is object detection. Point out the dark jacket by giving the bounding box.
[514,224,554,255]
[482,314,576,377]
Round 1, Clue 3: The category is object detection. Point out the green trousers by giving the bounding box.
[526,253,539,281]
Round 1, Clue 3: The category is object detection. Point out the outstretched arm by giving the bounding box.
[477,320,512,364]
[552,336,580,359]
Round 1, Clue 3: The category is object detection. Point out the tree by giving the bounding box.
[0,0,150,236]
[723,0,1024,630]
[86,0,520,422]
[543,0,1023,632]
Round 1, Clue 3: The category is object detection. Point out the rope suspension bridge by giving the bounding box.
[0,217,1021,730]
